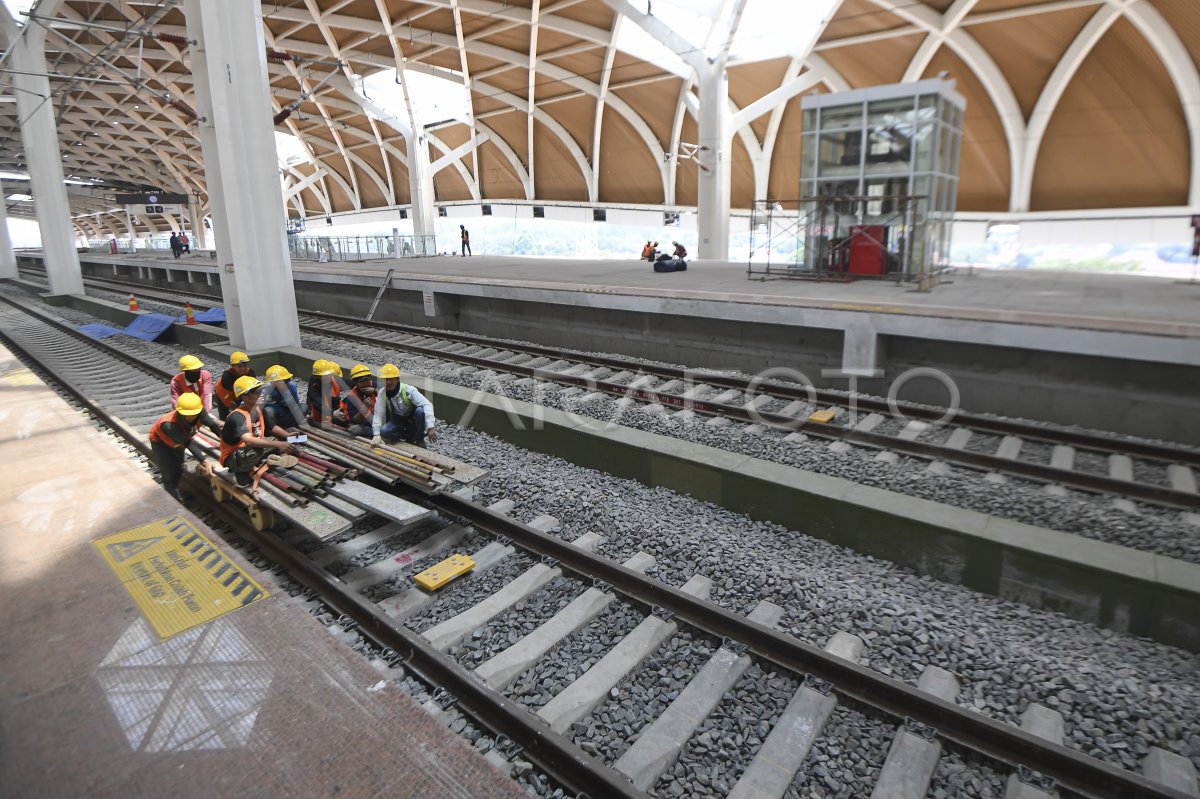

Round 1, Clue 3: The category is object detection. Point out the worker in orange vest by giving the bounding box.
[220,376,297,489]
[339,363,377,437]
[306,358,344,427]
[149,393,219,502]
[170,354,216,417]
[213,351,256,420]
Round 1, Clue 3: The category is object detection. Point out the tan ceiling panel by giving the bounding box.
[922,48,1011,212]
[730,132,755,209]
[822,0,911,41]
[611,52,672,84]
[483,69,531,98]
[729,58,790,141]
[597,106,662,205]
[544,51,607,81]
[533,118,588,200]
[432,157,473,203]
[435,123,472,150]
[971,0,1089,12]
[550,3,616,30]
[541,95,594,154]
[1032,18,1189,210]
[483,112,529,165]
[1148,0,1200,73]
[478,27,534,55]
[918,0,956,12]
[767,94,811,204]
[536,28,586,54]
[821,34,926,88]
[478,138,527,200]
[970,6,1095,118]
[611,79,684,148]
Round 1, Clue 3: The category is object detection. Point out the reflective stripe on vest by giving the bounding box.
[149,411,195,449]
[214,369,237,409]
[219,407,263,466]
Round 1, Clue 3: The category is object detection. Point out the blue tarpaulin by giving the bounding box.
[122,313,177,341]
[176,307,226,324]
[79,323,122,339]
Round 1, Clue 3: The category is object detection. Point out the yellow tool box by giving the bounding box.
[413,554,476,591]
[808,408,837,423]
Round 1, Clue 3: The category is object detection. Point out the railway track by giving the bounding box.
[22,266,1200,515]
[1,291,1193,799]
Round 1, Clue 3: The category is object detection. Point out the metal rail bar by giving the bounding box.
[428,492,1191,799]
[38,267,1200,469]
[0,298,645,799]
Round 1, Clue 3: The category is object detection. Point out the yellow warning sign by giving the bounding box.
[94,515,268,639]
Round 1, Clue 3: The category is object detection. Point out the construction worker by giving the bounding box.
[213,351,257,420]
[220,375,297,488]
[340,363,377,437]
[306,358,344,427]
[149,393,218,502]
[170,354,217,419]
[370,363,437,447]
[263,364,304,429]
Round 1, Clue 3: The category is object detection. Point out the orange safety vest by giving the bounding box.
[214,369,237,409]
[149,411,197,449]
[219,406,263,466]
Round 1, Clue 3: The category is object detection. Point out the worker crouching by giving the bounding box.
[213,351,256,420]
[149,393,220,503]
[341,363,377,438]
[220,375,298,489]
[263,364,304,429]
[307,358,343,427]
[370,363,438,447]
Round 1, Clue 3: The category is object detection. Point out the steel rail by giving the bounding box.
[0,297,647,799]
[428,491,1191,799]
[34,267,1200,468]
[9,272,1199,508]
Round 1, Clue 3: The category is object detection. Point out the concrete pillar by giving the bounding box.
[696,64,731,262]
[124,209,137,253]
[189,201,208,250]
[186,0,300,350]
[7,26,84,295]
[0,181,17,279]
[406,130,436,255]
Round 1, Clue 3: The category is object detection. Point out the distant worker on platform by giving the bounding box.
[641,241,653,260]
[672,241,687,259]
[263,364,304,429]
[149,393,218,503]
[340,363,377,438]
[171,354,217,419]
[460,224,471,257]
[213,351,256,421]
[306,358,344,427]
[169,232,182,259]
[370,363,438,447]
[179,231,191,254]
[220,376,298,489]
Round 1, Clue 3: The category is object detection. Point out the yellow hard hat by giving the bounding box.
[313,358,342,377]
[179,354,204,371]
[230,351,250,365]
[176,393,204,416]
[233,375,264,398]
[265,364,293,381]
[349,363,372,380]
[378,363,401,379]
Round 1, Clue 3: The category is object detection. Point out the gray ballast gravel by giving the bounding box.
[303,330,1200,564]
[431,424,1200,789]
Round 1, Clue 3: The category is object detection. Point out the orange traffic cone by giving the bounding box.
[128,293,139,311]
[184,302,196,325]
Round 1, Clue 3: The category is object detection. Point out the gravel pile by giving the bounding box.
[305,331,1200,563]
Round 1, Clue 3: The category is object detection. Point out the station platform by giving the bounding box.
[18,249,1200,443]
[0,343,524,799]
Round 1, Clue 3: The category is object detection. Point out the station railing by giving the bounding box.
[288,234,437,262]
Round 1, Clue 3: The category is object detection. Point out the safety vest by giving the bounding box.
[214,369,238,409]
[170,372,202,399]
[149,411,197,449]
[307,376,341,424]
[219,406,263,466]
[342,385,376,421]
[382,383,416,420]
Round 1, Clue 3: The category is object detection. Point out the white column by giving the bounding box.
[189,201,208,250]
[0,181,17,279]
[186,0,300,350]
[8,26,84,294]
[124,208,136,253]
[696,64,732,262]
[406,130,436,255]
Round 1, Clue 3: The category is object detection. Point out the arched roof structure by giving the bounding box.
[1,0,1197,239]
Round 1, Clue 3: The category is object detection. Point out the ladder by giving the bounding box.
[365,268,395,321]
